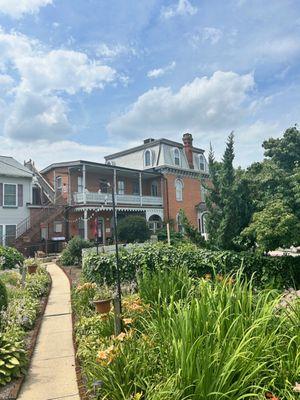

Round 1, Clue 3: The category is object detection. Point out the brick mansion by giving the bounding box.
[0,133,209,253]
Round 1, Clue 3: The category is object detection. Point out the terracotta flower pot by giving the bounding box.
[93,299,112,314]
[27,264,38,274]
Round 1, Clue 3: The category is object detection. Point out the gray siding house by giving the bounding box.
[0,156,33,246]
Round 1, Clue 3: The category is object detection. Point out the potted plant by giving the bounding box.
[24,258,39,274]
[93,285,113,314]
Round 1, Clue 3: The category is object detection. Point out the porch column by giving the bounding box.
[83,209,88,240]
[113,168,117,205]
[67,167,71,205]
[83,164,86,204]
[139,172,143,206]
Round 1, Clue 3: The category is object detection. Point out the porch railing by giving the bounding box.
[73,192,163,206]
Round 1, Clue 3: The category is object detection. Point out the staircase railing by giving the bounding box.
[16,193,66,240]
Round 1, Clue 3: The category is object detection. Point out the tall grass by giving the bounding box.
[75,269,300,400]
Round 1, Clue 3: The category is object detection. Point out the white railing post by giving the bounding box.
[139,172,143,206]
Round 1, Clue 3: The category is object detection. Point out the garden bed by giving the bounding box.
[71,244,300,400]
[0,266,51,400]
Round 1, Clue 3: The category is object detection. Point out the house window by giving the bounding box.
[175,179,183,201]
[78,176,84,193]
[56,176,62,192]
[133,181,140,195]
[54,221,63,233]
[151,181,158,197]
[117,180,125,195]
[199,154,205,171]
[201,185,208,202]
[144,150,152,167]
[4,184,17,207]
[5,225,16,246]
[174,148,180,166]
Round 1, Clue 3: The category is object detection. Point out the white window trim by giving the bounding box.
[198,154,205,171]
[0,224,17,246]
[173,148,181,166]
[175,178,183,202]
[144,149,153,167]
[3,183,17,207]
[117,180,125,195]
[56,176,62,190]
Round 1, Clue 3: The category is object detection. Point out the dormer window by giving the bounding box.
[174,148,180,166]
[198,154,205,171]
[144,149,152,167]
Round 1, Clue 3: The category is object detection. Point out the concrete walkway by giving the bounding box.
[18,263,79,400]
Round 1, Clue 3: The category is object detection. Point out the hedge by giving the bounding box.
[82,242,300,289]
[0,246,24,270]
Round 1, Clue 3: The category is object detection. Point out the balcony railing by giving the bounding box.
[73,192,163,206]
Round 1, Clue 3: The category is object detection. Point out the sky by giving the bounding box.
[0,0,299,169]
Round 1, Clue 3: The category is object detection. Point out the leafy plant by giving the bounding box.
[117,216,151,243]
[93,285,113,301]
[0,246,24,270]
[0,333,27,386]
[0,279,8,313]
[60,236,93,266]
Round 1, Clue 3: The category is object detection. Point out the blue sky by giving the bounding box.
[0,0,299,168]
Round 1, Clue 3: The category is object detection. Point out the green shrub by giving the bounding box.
[117,215,151,243]
[0,333,27,386]
[0,278,8,313]
[0,246,24,270]
[83,242,300,289]
[60,236,93,266]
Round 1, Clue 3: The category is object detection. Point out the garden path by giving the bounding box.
[18,262,79,400]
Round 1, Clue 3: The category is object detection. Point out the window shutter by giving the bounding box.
[18,184,23,207]
[0,183,2,206]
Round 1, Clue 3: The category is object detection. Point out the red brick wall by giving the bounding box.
[163,173,203,229]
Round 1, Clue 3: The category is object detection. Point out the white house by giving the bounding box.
[0,156,33,246]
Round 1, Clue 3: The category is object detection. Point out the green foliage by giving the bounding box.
[0,279,8,313]
[83,242,300,289]
[206,134,253,250]
[263,125,300,172]
[74,268,300,399]
[242,199,300,252]
[178,209,206,247]
[0,266,50,385]
[0,246,24,270]
[0,333,27,386]
[60,236,93,266]
[117,215,150,243]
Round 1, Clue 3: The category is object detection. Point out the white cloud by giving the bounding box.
[0,74,14,88]
[16,49,116,94]
[0,28,119,141]
[190,27,223,47]
[0,136,117,169]
[161,0,197,19]
[259,37,300,60]
[0,0,52,19]
[96,43,136,59]
[4,90,72,141]
[147,61,176,78]
[107,71,255,138]
[202,27,223,45]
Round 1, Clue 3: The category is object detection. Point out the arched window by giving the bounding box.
[174,148,180,166]
[175,178,183,201]
[144,149,152,167]
[198,154,205,171]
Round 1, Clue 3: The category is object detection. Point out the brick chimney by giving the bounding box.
[182,133,194,169]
